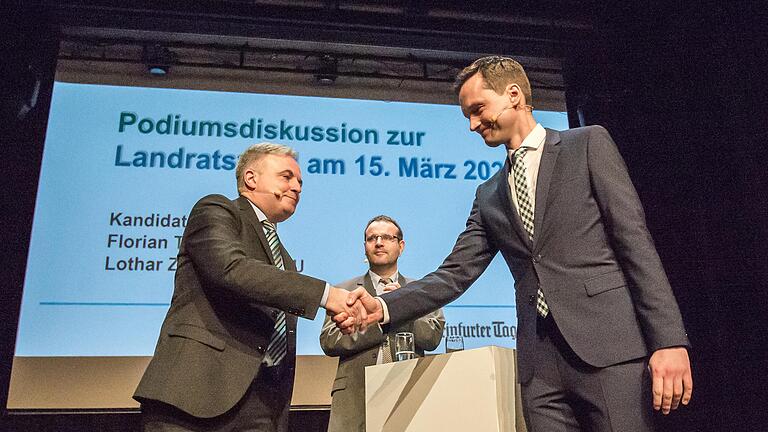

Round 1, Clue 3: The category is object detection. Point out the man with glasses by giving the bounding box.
[320,215,444,432]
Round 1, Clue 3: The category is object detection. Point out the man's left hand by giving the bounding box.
[648,346,693,414]
[382,281,401,292]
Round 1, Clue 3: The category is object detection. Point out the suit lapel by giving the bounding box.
[532,129,562,251]
[237,196,276,266]
[496,157,533,249]
[362,274,377,296]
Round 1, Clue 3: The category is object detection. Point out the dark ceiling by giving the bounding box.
[49,0,596,56]
[43,0,598,92]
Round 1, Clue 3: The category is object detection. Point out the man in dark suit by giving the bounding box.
[134,143,364,432]
[337,56,693,431]
[319,215,444,432]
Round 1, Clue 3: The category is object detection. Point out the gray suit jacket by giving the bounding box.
[320,273,445,432]
[134,194,326,418]
[381,126,689,383]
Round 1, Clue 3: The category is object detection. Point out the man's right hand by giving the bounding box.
[332,287,384,334]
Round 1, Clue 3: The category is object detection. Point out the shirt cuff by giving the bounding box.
[377,297,390,324]
[320,283,330,308]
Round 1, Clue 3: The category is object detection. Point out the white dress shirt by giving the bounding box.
[507,123,546,215]
[378,124,546,324]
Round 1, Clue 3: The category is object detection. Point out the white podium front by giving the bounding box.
[365,346,527,432]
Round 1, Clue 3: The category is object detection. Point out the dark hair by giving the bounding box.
[364,215,403,240]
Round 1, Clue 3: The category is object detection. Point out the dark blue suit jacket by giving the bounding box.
[382,126,689,382]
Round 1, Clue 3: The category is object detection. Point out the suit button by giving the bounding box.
[257,345,265,353]
[528,295,535,305]
[532,254,542,263]
[272,310,279,318]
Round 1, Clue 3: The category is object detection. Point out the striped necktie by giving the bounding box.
[512,148,549,318]
[262,220,287,366]
[379,277,393,363]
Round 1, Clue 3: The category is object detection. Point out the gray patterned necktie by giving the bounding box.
[262,220,287,366]
[379,277,393,363]
[512,148,549,318]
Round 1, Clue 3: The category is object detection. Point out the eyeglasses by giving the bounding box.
[365,234,401,243]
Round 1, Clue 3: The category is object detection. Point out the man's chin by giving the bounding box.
[368,257,391,266]
[482,137,505,148]
[273,208,296,222]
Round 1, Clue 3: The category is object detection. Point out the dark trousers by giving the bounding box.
[142,366,292,432]
[521,315,653,432]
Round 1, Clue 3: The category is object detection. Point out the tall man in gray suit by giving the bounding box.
[337,57,693,431]
[320,215,444,432]
[134,143,365,432]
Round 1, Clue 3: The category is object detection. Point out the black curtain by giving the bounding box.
[564,2,768,430]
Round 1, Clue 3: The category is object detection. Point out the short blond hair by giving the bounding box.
[236,142,298,192]
[454,56,533,106]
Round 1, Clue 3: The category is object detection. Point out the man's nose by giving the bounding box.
[469,117,481,131]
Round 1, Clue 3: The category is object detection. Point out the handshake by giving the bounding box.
[326,283,399,334]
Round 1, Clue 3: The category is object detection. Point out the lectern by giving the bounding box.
[365,346,527,432]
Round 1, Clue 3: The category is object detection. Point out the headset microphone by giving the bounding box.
[490,106,513,127]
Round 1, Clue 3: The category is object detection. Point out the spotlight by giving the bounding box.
[148,66,168,76]
[316,75,336,85]
[314,54,338,85]
[143,44,175,77]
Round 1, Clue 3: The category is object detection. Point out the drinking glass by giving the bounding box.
[445,335,464,353]
[395,332,416,361]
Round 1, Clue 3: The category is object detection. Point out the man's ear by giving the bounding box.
[505,83,523,106]
[243,167,258,190]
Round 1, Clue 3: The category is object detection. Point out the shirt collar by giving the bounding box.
[522,123,546,150]
[245,196,270,224]
[508,123,546,159]
[369,269,399,287]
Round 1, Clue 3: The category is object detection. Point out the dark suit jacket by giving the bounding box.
[134,194,326,418]
[319,273,444,432]
[381,126,689,382]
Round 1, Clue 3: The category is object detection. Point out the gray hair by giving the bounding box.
[236,142,298,192]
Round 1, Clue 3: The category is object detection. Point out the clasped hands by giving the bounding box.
[327,283,396,334]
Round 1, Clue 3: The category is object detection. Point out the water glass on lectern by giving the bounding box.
[395,332,415,361]
[445,335,464,353]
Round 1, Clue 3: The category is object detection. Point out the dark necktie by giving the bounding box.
[262,220,287,366]
[512,148,549,318]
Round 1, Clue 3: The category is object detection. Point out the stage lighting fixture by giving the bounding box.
[143,44,175,77]
[314,54,338,85]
